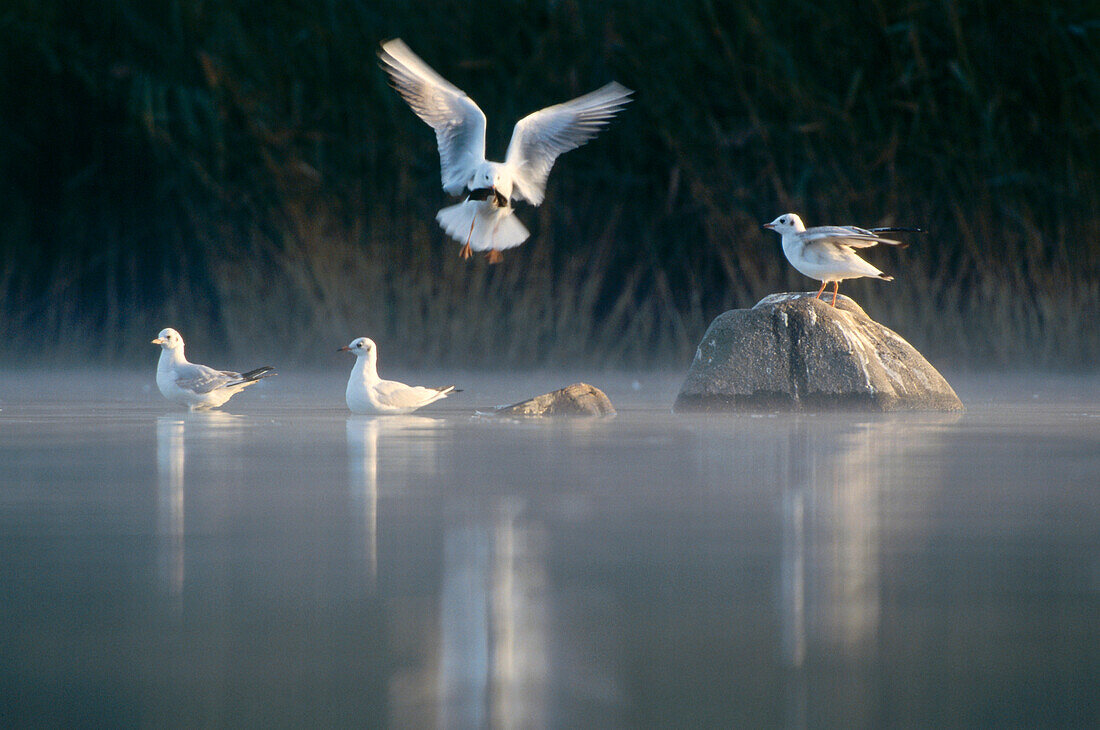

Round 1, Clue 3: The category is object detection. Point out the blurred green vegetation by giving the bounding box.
[1,0,1097,369]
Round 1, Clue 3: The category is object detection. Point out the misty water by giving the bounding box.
[1,370,1097,726]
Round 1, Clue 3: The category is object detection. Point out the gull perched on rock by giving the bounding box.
[339,337,458,414]
[763,213,922,306]
[378,38,632,263]
[151,328,274,410]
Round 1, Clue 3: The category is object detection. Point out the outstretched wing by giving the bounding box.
[379,39,487,195]
[504,81,633,205]
[801,225,904,249]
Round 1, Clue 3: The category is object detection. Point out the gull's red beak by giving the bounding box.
[337,345,351,352]
[762,223,775,230]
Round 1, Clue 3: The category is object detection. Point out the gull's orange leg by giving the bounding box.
[814,281,827,299]
[830,281,840,306]
[487,249,503,264]
[459,217,476,260]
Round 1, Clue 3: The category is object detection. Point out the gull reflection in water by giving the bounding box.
[436,498,550,729]
[780,421,881,665]
[345,415,443,590]
[155,411,240,607]
[489,497,549,728]
[779,419,885,729]
[155,416,186,602]
[778,415,955,726]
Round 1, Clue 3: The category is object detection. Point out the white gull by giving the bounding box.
[378,38,632,263]
[763,213,921,305]
[339,337,458,414]
[151,328,274,410]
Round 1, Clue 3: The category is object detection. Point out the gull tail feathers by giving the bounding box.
[436,201,479,243]
[489,213,530,251]
[437,201,530,253]
[873,237,906,248]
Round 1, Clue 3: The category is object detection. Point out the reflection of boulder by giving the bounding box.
[495,383,616,417]
[675,294,964,412]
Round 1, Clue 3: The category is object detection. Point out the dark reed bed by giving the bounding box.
[1,0,1097,369]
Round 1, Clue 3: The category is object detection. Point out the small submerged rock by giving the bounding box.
[674,293,963,412]
[495,383,616,417]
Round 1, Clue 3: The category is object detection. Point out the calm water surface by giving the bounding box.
[1,370,1098,727]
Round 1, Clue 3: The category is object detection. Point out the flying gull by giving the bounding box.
[379,38,632,263]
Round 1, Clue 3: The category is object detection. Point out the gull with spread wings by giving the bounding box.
[379,38,633,263]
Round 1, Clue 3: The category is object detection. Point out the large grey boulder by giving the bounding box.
[496,383,616,417]
[674,293,963,412]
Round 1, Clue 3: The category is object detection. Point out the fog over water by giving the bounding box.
[1,370,1097,726]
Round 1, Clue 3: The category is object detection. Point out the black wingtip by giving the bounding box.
[240,366,276,381]
[871,227,926,233]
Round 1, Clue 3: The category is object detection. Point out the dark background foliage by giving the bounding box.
[2,0,1097,368]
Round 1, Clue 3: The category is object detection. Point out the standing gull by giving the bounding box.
[339,337,458,414]
[151,328,274,410]
[378,38,632,263]
[763,213,922,306]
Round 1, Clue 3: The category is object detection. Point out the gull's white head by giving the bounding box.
[339,337,376,357]
[472,162,513,201]
[151,327,184,350]
[763,213,806,235]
